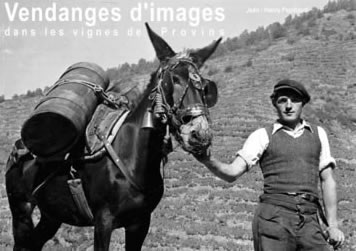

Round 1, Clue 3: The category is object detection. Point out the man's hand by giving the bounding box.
[326,226,345,249]
[193,147,211,162]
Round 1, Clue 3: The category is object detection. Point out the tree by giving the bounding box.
[254,26,270,41]
[26,90,35,97]
[43,86,51,94]
[239,29,251,46]
[268,22,287,40]
[106,67,120,82]
[284,15,293,27]
[323,0,356,13]
[119,63,131,74]
[137,58,148,72]
[34,88,43,96]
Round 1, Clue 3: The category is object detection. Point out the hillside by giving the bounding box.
[1,9,356,251]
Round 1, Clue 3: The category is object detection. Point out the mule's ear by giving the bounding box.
[190,37,222,68]
[145,23,175,62]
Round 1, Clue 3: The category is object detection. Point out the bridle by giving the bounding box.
[148,54,210,131]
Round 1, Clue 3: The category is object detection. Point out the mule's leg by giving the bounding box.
[125,215,151,251]
[94,208,114,251]
[6,165,36,250]
[10,201,35,251]
[29,213,61,250]
[7,175,60,250]
[11,205,61,251]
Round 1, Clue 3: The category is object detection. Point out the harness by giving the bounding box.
[148,54,211,148]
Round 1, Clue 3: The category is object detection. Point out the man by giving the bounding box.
[195,79,345,250]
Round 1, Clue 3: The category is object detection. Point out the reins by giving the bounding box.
[146,56,211,155]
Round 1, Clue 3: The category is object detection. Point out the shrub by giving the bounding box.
[207,67,219,76]
[346,13,355,19]
[287,36,298,45]
[256,40,272,51]
[243,58,253,67]
[224,66,233,73]
[298,26,311,36]
[281,53,295,62]
[25,88,43,98]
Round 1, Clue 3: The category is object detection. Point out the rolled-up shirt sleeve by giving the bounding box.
[236,128,269,170]
[317,126,336,172]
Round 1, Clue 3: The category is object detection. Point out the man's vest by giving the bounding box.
[259,124,321,197]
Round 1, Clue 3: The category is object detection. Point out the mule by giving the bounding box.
[5,23,221,251]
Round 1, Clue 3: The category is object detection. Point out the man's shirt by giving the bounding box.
[237,120,336,172]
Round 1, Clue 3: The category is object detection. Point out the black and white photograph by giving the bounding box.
[0,0,355,250]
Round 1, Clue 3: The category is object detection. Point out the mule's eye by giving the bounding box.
[181,115,193,124]
[172,76,180,84]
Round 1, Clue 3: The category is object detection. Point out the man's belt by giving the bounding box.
[285,192,319,203]
[260,193,329,226]
[284,192,329,227]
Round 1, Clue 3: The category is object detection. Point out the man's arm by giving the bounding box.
[196,153,248,183]
[195,127,269,183]
[320,166,345,248]
[320,167,337,226]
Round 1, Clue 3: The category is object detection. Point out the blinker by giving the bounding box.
[204,80,218,108]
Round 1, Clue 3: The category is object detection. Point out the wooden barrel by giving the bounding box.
[21,62,109,157]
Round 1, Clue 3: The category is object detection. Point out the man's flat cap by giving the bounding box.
[272,79,310,104]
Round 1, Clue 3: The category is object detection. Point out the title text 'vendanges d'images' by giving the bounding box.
[4,2,225,27]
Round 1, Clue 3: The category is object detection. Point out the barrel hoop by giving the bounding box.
[59,65,108,84]
[45,79,103,95]
[34,94,90,112]
[46,79,120,109]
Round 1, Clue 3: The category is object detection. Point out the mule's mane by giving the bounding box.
[123,72,157,112]
[126,54,195,112]
[105,71,157,113]
[106,52,195,113]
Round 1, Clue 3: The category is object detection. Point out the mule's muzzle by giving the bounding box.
[179,115,212,155]
[188,127,213,155]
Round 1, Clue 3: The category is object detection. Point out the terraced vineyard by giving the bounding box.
[1,13,356,251]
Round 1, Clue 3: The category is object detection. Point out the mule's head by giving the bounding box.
[145,23,221,155]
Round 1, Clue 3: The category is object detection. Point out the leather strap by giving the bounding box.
[101,136,142,191]
[285,192,329,227]
[260,193,318,214]
[67,178,94,222]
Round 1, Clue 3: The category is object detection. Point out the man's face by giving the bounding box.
[274,90,304,127]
